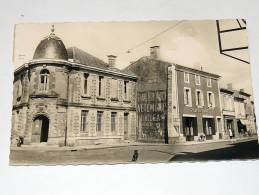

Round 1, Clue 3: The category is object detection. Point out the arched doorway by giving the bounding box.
[32,115,49,143]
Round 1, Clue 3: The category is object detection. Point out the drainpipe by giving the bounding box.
[64,68,71,146]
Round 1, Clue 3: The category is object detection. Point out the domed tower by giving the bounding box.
[33,25,68,60]
[13,25,70,146]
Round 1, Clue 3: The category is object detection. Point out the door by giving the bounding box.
[32,115,49,143]
[124,113,129,140]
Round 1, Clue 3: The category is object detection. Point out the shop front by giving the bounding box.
[202,117,216,140]
[182,117,198,141]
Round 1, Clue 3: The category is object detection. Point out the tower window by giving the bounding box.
[39,69,50,92]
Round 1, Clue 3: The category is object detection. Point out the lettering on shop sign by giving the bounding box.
[190,108,210,113]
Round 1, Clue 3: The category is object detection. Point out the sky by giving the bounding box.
[13,20,253,94]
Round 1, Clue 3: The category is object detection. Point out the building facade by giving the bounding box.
[220,86,237,138]
[172,65,222,142]
[234,89,257,136]
[11,27,137,146]
[125,46,223,143]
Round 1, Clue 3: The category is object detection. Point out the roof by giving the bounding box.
[123,56,172,74]
[234,90,251,98]
[67,47,136,77]
[174,64,221,79]
[33,33,68,60]
[220,87,234,94]
[124,56,221,79]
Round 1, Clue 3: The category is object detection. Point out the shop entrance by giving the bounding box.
[237,120,247,135]
[202,118,215,140]
[183,117,198,141]
[226,119,235,137]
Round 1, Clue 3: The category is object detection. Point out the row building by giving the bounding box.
[125,46,223,143]
[11,27,257,146]
[11,27,137,146]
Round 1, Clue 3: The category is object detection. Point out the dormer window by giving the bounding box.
[39,69,50,92]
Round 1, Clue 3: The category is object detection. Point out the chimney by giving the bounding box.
[150,46,160,59]
[227,83,233,90]
[107,55,117,67]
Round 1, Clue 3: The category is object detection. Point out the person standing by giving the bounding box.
[228,128,233,139]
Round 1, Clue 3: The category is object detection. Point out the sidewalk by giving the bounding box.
[10,135,258,152]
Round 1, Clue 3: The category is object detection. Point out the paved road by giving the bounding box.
[10,138,259,165]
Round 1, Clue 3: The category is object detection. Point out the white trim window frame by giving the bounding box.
[184,87,192,107]
[207,78,212,87]
[195,74,201,85]
[39,69,50,93]
[195,89,204,107]
[207,91,215,108]
[184,72,190,83]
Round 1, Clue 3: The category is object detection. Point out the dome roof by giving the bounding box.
[33,26,68,60]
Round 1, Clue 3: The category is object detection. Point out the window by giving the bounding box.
[184,72,189,83]
[207,78,212,87]
[195,75,200,85]
[39,69,50,92]
[98,76,104,96]
[83,73,89,95]
[111,112,117,132]
[110,78,118,99]
[124,81,129,99]
[196,90,204,106]
[80,110,88,132]
[184,88,192,106]
[97,111,103,132]
[207,92,215,107]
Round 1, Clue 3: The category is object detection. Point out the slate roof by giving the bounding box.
[67,47,135,76]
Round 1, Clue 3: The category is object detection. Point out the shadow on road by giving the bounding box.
[169,140,259,162]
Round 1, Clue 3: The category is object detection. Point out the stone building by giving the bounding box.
[220,85,237,138]
[11,26,137,146]
[124,46,223,143]
[234,89,257,136]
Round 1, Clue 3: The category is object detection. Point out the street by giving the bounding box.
[10,137,259,165]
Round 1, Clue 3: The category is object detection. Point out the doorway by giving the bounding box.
[32,115,49,143]
[202,118,215,140]
[183,117,198,141]
[124,113,129,140]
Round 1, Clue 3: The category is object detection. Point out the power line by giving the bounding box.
[126,20,186,53]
